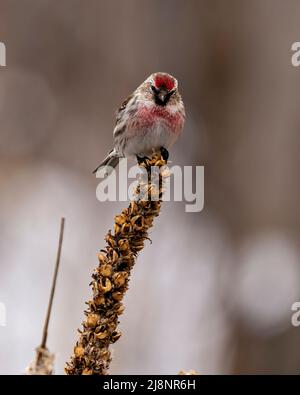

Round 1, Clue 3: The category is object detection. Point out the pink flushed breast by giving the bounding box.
[131,105,184,132]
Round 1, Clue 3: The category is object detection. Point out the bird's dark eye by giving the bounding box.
[151,85,158,94]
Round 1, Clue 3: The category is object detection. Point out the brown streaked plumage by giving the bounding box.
[93,72,185,175]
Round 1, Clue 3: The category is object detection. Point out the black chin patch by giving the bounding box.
[154,96,167,106]
[154,91,173,106]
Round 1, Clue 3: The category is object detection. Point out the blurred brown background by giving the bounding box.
[0,0,300,374]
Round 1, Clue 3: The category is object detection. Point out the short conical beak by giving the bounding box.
[158,90,168,103]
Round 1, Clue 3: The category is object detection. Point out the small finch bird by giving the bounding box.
[93,72,185,175]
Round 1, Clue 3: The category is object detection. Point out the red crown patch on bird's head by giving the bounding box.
[153,74,175,91]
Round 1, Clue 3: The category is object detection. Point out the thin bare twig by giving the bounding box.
[26,217,65,375]
[41,217,65,349]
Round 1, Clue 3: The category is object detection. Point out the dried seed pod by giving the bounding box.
[83,356,91,366]
[113,272,127,287]
[154,159,165,167]
[90,281,98,292]
[118,239,130,254]
[110,331,122,343]
[144,216,154,227]
[133,243,144,252]
[115,214,127,226]
[112,291,123,301]
[130,201,138,214]
[105,232,115,248]
[118,238,129,250]
[94,295,105,306]
[74,345,85,358]
[111,249,119,264]
[87,300,98,310]
[100,350,110,361]
[107,321,117,333]
[121,222,132,234]
[86,313,99,328]
[114,223,121,235]
[98,277,112,293]
[95,331,108,340]
[116,304,125,315]
[97,253,106,264]
[151,202,161,216]
[131,215,144,231]
[123,256,135,268]
[95,324,105,334]
[82,368,93,375]
[139,200,150,209]
[122,208,129,216]
[99,264,113,277]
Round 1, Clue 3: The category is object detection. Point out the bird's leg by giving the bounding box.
[160,147,169,162]
[136,155,150,165]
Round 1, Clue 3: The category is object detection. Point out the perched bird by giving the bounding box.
[93,72,185,175]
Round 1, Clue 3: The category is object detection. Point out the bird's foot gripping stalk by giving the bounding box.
[160,147,169,162]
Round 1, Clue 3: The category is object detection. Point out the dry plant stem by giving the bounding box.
[41,217,65,349]
[65,154,168,375]
[27,218,65,375]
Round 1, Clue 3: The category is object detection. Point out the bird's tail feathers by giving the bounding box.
[93,149,122,176]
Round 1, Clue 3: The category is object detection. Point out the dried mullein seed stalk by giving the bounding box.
[65,154,168,375]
